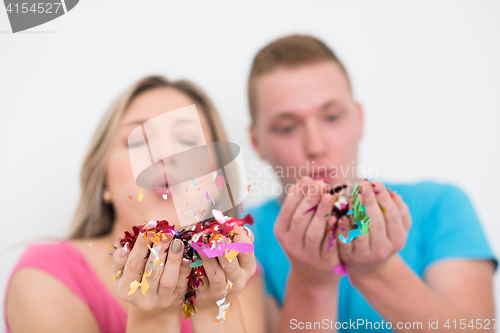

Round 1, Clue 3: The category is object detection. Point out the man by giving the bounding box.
[246,35,496,332]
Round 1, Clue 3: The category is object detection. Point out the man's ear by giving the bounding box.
[249,124,266,160]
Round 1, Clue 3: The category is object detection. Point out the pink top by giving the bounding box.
[4,241,262,332]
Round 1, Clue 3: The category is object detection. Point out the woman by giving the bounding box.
[5,76,266,332]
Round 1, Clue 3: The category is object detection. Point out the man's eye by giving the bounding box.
[326,115,338,122]
[271,124,295,134]
[281,125,295,133]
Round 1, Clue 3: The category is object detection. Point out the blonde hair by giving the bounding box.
[69,75,235,239]
[248,34,351,124]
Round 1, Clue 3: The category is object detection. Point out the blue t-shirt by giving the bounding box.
[247,181,497,332]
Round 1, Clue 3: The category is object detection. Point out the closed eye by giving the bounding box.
[326,115,338,122]
[128,141,145,148]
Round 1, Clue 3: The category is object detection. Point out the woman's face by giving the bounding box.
[105,87,214,229]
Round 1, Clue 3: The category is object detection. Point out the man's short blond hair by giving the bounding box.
[248,34,351,124]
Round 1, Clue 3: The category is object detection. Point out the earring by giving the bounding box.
[103,190,113,203]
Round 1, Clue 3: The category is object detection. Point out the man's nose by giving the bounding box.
[304,119,327,158]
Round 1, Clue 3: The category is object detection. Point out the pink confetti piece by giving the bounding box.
[240,203,243,213]
[333,263,347,275]
[327,231,335,252]
[191,242,254,258]
[327,219,338,252]
[246,184,251,192]
[215,175,224,190]
[205,190,210,200]
[212,209,226,224]
[303,205,318,215]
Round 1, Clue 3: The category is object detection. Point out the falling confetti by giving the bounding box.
[128,195,132,200]
[87,241,93,247]
[246,184,251,192]
[138,190,143,201]
[163,193,168,200]
[215,280,233,323]
[205,190,210,200]
[215,176,224,190]
[191,178,196,186]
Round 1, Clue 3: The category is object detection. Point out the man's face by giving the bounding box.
[250,60,364,191]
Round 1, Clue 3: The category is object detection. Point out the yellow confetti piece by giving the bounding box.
[107,244,114,252]
[138,190,143,201]
[111,269,123,280]
[149,231,162,243]
[379,204,387,215]
[161,233,168,240]
[141,273,150,295]
[87,241,93,247]
[183,302,197,319]
[225,249,239,262]
[155,258,162,267]
[128,280,141,295]
[112,194,116,198]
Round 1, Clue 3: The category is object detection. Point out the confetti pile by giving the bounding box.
[119,210,254,320]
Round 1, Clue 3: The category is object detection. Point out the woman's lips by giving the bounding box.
[149,173,176,199]
[152,187,171,199]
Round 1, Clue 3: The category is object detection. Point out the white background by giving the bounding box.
[1,0,499,328]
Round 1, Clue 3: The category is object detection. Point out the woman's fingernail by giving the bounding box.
[243,227,251,237]
[172,239,182,254]
[182,258,190,267]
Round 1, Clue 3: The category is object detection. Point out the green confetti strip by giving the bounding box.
[189,259,203,268]
[339,182,370,243]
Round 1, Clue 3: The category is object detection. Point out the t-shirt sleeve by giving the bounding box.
[422,184,498,272]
